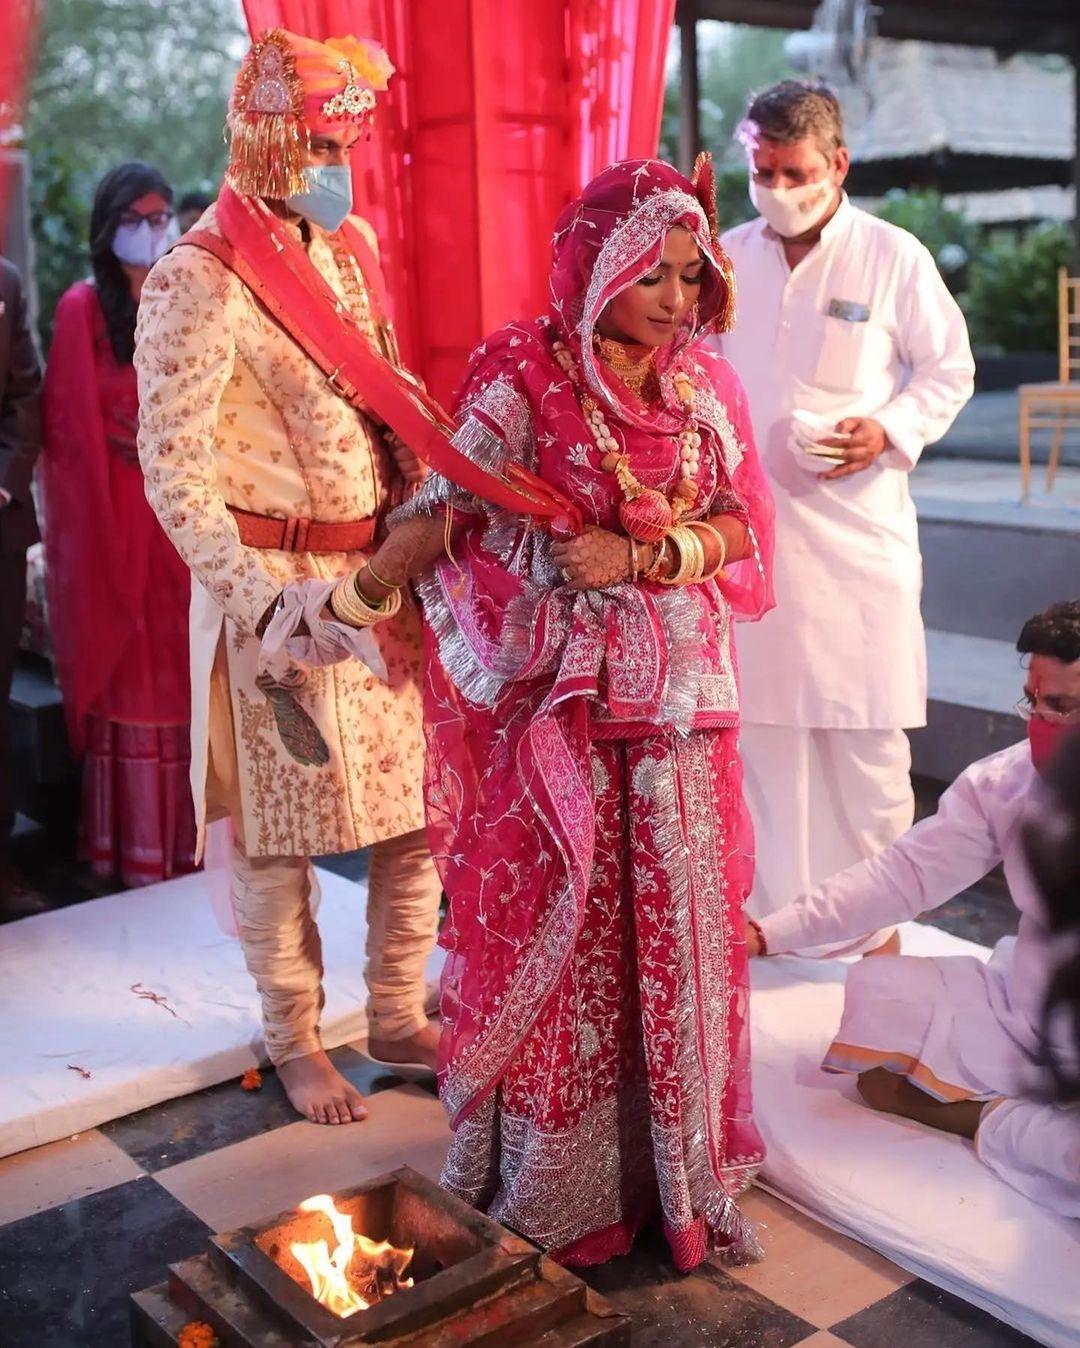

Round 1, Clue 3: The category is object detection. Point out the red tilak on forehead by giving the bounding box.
[129,192,169,215]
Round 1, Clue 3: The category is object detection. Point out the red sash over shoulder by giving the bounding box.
[185,186,580,532]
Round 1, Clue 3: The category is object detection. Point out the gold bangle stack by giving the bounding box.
[658,524,706,586]
[689,520,728,581]
[329,569,402,629]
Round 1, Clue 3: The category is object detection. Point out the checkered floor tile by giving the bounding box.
[0,1051,1041,1348]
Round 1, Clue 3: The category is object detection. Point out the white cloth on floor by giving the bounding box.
[0,867,446,1158]
[718,195,974,730]
[742,722,912,955]
[758,740,1080,1218]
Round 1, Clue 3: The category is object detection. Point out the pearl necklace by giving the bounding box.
[553,336,702,543]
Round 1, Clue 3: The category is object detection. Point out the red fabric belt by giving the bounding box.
[227,505,376,553]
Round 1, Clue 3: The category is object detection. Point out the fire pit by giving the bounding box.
[130,1166,631,1346]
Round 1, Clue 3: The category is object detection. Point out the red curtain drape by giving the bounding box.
[0,0,39,244]
[240,0,675,402]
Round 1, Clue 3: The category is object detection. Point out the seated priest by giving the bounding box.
[746,599,1080,1219]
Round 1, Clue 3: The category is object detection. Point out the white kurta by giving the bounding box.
[718,196,974,729]
[758,742,1080,1218]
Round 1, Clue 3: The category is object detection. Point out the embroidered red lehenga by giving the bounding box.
[408,161,775,1269]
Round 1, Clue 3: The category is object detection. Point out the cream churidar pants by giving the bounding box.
[206,640,440,1067]
[230,831,441,1066]
[741,723,914,957]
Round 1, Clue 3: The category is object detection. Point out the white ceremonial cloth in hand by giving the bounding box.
[258,577,388,683]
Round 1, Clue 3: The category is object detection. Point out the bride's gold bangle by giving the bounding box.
[690,520,728,581]
[365,560,400,591]
[643,536,669,582]
[330,571,402,628]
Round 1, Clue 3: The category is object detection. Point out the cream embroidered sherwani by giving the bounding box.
[134,204,438,1064]
[134,205,425,860]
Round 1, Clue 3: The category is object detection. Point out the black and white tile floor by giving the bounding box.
[0,1044,1039,1348]
[0,825,1035,1347]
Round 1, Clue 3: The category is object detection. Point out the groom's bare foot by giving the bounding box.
[367,1020,440,1073]
[277,1050,368,1125]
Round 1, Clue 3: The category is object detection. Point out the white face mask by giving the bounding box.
[749,176,835,239]
[112,217,178,268]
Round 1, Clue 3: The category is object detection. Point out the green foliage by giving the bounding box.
[27,142,91,348]
[964,224,1072,354]
[715,165,755,234]
[24,0,244,340]
[660,22,794,169]
[873,189,976,293]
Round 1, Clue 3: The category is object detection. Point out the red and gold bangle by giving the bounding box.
[747,917,768,956]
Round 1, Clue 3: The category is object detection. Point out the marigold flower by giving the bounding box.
[178,1322,219,1348]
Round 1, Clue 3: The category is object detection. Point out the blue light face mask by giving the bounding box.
[286,164,353,233]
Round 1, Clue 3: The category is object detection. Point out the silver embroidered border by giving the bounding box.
[634,739,763,1263]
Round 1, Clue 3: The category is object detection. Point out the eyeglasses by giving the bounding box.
[1014,696,1080,726]
[118,209,174,230]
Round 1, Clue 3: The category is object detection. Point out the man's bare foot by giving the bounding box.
[856,1066,984,1139]
[367,1020,440,1073]
[862,929,901,958]
[277,1050,368,1125]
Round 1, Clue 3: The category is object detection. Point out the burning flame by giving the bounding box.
[289,1193,414,1319]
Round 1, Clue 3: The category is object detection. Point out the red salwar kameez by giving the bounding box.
[42,281,195,887]
[409,161,776,1269]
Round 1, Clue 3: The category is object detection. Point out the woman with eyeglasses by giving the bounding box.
[41,161,196,888]
[746,598,1080,1219]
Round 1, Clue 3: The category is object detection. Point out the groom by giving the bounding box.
[135,29,440,1125]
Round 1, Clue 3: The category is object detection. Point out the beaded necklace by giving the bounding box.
[552,335,703,544]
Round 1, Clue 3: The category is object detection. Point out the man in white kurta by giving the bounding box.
[717,82,975,954]
[749,602,1080,1218]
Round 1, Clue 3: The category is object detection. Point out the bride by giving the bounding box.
[341,158,775,1268]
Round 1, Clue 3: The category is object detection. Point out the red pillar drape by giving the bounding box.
[0,0,40,247]
[240,0,675,402]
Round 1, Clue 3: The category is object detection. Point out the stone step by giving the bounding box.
[528,1298,633,1347]
[931,388,1080,466]
[9,658,71,795]
[911,629,1024,783]
[914,462,1080,645]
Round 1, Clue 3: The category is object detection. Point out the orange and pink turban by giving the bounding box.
[226,28,393,199]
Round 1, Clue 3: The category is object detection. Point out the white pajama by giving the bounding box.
[205,637,442,1064]
[977,1099,1080,1220]
[741,722,913,954]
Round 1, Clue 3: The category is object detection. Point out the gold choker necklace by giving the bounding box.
[594,335,660,404]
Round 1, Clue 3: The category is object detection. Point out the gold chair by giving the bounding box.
[1018,267,1080,499]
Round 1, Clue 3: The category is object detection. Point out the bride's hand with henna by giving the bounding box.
[551,527,634,590]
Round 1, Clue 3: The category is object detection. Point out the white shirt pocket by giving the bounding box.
[813,315,890,394]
